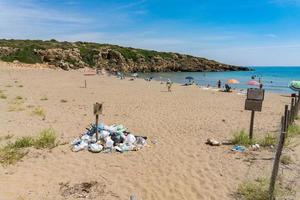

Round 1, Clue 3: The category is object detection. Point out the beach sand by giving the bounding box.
[0,63,299,200]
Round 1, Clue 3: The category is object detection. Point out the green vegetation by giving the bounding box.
[235,178,269,200]
[287,124,300,137]
[0,128,57,165]
[8,95,25,111]
[31,106,46,119]
[235,178,294,200]
[259,134,277,147]
[0,39,178,67]
[1,45,42,64]
[231,130,254,146]
[33,128,57,149]
[0,94,7,99]
[40,96,48,101]
[281,155,293,165]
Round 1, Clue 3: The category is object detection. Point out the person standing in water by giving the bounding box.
[217,80,221,88]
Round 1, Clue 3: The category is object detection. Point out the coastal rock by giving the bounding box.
[0,39,250,73]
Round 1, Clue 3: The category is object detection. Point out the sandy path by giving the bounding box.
[0,65,297,200]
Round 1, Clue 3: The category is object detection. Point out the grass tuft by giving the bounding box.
[0,94,7,99]
[287,124,300,137]
[33,128,57,149]
[0,129,57,165]
[280,155,293,165]
[259,134,277,147]
[236,178,269,200]
[31,107,46,119]
[231,130,254,146]
[40,96,48,101]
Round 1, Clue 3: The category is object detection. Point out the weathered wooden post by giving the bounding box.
[291,97,295,123]
[269,105,288,200]
[244,88,265,140]
[93,102,103,141]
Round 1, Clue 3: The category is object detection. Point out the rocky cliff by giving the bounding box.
[0,39,249,72]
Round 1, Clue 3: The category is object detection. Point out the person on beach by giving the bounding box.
[259,83,263,89]
[217,80,221,88]
[166,79,172,92]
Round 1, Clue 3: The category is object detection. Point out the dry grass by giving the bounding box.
[31,106,46,119]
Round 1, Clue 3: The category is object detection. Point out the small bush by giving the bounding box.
[33,128,57,149]
[0,94,7,99]
[31,107,46,119]
[18,85,23,88]
[15,96,23,100]
[281,155,293,165]
[10,136,34,148]
[0,146,28,165]
[236,178,269,200]
[8,105,25,112]
[40,96,48,101]
[4,134,13,140]
[259,134,277,147]
[287,124,300,137]
[231,130,253,146]
[0,129,57,165]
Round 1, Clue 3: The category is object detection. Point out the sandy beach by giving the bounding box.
[0,63,299,200]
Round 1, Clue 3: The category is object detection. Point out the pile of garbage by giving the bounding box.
[71,123,147,153]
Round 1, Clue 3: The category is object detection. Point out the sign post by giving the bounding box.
[93,102,103,141]
[244,88,265,140]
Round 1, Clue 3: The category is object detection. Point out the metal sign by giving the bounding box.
[247,88,265,101]
[245,99,263,112]
[245,88,265,112]
[93,102,103,115]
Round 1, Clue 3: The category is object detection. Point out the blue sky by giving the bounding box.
[0,0,300,66]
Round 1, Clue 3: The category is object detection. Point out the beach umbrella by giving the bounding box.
[247,80,260,86]
[289,81,300,92]
[185,76,194,82]
[227,79,239,84]
[185,76,194,80]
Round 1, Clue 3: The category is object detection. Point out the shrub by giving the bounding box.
[236,178,269,200]
[231,130,253,146]
[31,107,46,119]
[287,124,300,137]
[281,155,293,165]
[33,128,57,149]
[0,94,7,99]
[259,134,277,147]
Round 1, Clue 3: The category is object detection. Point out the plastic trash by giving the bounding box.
[100,130,110,139]
[119,144,134,151]
[81,134,91,142]
[125,134,136,145]
[105,137,114,148]
[136,136,147,146]
[231,145,246,152]
[72,141,88,152]
[71,138,81,145]
[88,143,103,153]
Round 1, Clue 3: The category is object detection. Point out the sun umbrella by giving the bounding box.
[289,81,300,92]
[247,80,260,86]
[185,76,194,80]
[227,79,239,84]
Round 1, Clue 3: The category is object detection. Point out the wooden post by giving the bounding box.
[93,102,103,141]
[95,114,99,141]
[85,80,87,88]
[269,105,288,200]
[249,110,255,140]
[291,98,295,124]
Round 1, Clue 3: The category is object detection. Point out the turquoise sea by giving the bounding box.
[140,67,300,94]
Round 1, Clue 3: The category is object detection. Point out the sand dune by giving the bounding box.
[0,64,298,200]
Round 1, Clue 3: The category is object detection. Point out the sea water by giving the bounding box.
[139,67,300,94]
